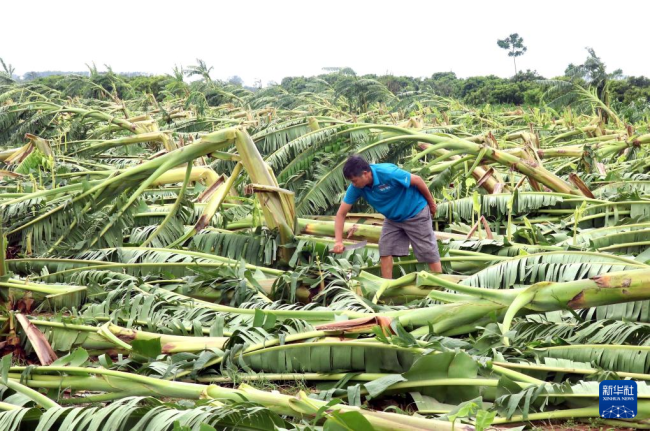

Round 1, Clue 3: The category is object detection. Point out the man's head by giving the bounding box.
[343,155,372,188]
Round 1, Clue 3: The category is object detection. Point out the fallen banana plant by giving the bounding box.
[3,71,650,428]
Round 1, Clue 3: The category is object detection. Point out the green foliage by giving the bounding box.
[2,51,650,430]
[0,397,293,430]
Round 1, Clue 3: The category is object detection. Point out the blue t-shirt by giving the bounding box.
[343,164,427,222]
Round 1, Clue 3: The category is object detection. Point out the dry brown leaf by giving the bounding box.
[15,314,57,365]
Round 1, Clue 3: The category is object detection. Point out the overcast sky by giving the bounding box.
[2,0,647,86]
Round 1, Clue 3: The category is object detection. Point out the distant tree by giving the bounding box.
[541,48,623,126]
[228,75,244,87]
[426,72,460,97]
[564,48,622,104]
[23,72,40,81]
[497,33,527,75]
[379,75,416,95]
[511,69,544,83]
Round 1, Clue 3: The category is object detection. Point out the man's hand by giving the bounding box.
[411,175,438,218]
[334,203,352,254]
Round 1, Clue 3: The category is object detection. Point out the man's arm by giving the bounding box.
[410,174,437,215]
[332,202,353,253]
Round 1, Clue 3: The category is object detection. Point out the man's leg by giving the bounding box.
[379,219,409,280]
[403,207,442,273]
[380,256,394,279]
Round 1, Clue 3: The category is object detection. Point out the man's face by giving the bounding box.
[349,170,372,188]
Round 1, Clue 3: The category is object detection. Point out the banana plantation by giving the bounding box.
[0,68,650,430]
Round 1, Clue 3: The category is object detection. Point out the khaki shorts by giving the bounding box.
[379,206,440,263]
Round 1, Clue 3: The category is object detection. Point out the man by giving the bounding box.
[332,155,442,278]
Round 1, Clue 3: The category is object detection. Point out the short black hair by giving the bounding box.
[343,155,371,179]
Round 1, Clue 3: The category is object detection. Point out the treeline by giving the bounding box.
[21,70,151,80]
[26,68,649,109]
[282,69,650,107]
[7,49,648,112]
